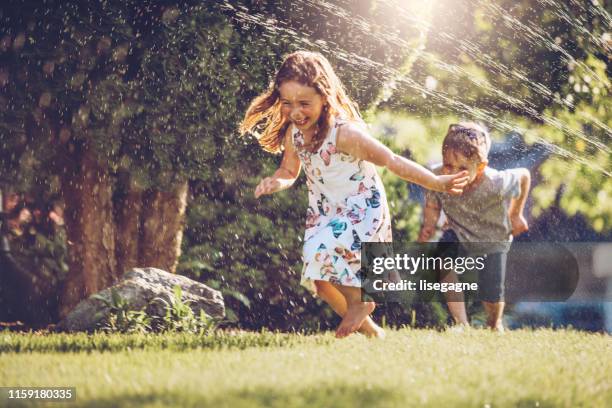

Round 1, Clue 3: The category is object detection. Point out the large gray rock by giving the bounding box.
[57,267,225,332]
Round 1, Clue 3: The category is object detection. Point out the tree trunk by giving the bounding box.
[115,178,143,277]
[139,182,189,273]
[59,143,118,318]
[58,143,189,318]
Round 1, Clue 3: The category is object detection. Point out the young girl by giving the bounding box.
[240,51,468,338]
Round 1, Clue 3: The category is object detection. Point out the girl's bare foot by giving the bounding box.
[358,317,386,339]
[335,301,375,338]
[368,324,386,339]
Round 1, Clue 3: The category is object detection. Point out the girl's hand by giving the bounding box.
[254,177,282,198]
[435,171,469,195]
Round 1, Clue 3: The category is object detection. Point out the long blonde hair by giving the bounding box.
[240,51,362,153]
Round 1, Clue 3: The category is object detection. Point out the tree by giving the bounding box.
[0,1,286,319]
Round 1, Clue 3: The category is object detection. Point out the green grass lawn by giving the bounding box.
[1,328,611,407]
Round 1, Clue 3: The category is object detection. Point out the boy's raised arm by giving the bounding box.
[418,195,442,242]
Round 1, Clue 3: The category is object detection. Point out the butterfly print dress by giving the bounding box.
[293,117,393,293]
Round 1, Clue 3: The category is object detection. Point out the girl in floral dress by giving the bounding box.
[240,51,467,338]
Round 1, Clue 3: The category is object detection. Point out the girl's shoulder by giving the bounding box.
[334,119,370,149]
[334,118,368,133]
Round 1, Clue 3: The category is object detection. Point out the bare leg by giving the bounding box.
[441,269,469,325]
[483,301,505,332]
[332,284,375,338]
[314,281,384,338]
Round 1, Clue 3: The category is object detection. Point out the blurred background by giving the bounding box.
[0,0,610,332]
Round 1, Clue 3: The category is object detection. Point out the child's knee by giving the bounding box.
[314,280,331,296]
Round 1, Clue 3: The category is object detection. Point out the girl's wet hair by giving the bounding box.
[442,122,491,163]
[240,51,362,153]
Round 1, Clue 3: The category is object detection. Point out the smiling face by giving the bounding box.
[442,149,484,186]
[278,80,325,135]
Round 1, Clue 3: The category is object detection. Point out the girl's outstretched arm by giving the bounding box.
[254,127,302,198]
[337,123,469,195]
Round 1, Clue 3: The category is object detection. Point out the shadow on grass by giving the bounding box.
[69,385,404,408]
[4,387,564,408]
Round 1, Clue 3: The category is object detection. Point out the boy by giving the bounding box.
[418,123,531,332]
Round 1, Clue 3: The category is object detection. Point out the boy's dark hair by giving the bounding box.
[442,122,491,163]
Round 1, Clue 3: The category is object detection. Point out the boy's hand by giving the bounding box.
[418,225,435,242]
[254,177,282,198]
[435,171,469,195]
[510,212,528,236]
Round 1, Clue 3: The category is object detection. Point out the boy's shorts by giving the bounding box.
[438,229,506,302]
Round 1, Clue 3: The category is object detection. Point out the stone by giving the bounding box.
[57,267,224,332]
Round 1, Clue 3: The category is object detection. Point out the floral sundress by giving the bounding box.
[293,117,393,293]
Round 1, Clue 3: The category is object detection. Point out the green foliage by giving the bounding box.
[152,285,217,335]
[8,228,69,288]
[0,1,281,190]
[0,215,68,324]
[93,285,217,335]
[529,57,611,231]
[93,289,152,334]
[0,329,334,353]
[179,149,325,331]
